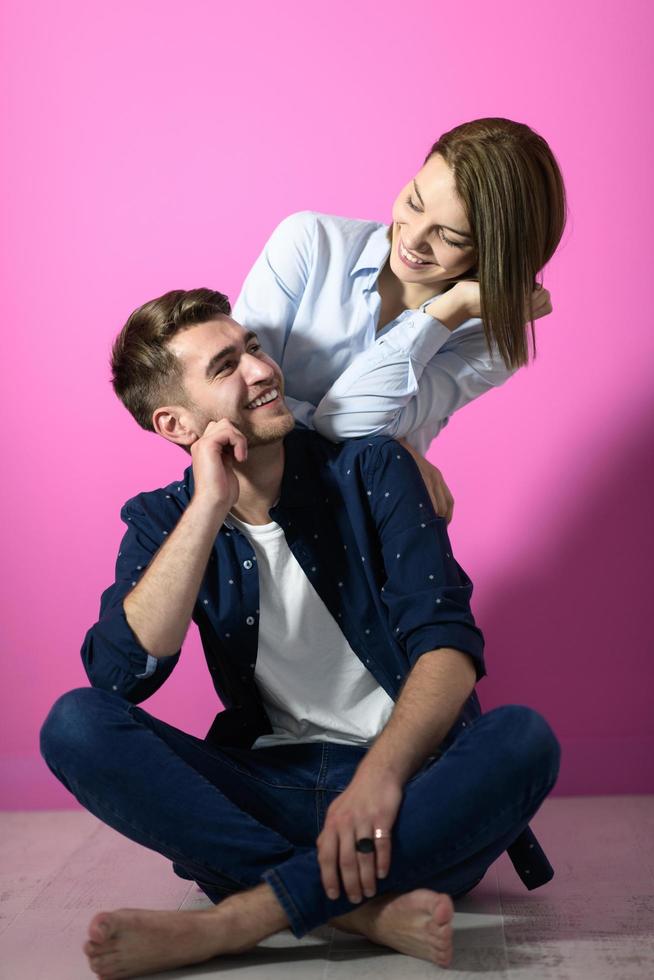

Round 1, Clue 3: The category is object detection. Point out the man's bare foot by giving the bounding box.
[330,888,454,967]
[83,883,289,979]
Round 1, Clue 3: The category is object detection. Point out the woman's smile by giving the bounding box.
[397,236,436,270]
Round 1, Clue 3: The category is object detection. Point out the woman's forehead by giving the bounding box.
[413,156,471,233]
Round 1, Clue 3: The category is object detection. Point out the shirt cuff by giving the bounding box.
[407,624,486,680]
[379,311,452,366]
[134,654,160,679]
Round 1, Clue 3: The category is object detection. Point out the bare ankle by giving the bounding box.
[330,892,394,936]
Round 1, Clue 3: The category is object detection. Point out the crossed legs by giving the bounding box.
[40,689,559,977]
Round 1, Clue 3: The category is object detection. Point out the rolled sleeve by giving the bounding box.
[80,501,181,702]
[364,439,486,679]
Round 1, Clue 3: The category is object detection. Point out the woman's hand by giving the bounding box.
[316,768,404,903]
[426,281,553,329]
[396,439,454,523]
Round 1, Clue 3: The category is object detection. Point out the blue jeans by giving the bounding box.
[40,689,560,938]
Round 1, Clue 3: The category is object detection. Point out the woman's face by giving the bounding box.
[389,153,477,288]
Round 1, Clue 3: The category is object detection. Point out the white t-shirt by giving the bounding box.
[228,514,395,749]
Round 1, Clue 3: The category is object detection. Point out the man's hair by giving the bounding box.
[111,288,231,431]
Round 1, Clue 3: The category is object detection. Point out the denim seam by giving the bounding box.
[317,741,330,788]
[262,868,307,938]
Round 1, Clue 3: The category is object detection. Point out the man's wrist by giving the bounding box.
[188,492,230,529]
[356,741,419,787]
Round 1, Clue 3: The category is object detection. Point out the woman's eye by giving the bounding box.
[439,229,465,249]
[406,196,421,212]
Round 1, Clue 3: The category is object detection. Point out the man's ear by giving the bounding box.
[152,406,199,448]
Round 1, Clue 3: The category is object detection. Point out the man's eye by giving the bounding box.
[248,345,262,353]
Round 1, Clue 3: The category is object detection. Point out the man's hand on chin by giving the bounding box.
[316,764,404,904]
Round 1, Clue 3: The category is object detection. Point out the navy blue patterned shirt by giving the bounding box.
[82,427,486,746]
[80,426,552,889]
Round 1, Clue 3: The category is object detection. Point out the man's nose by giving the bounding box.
[242,353,274,383]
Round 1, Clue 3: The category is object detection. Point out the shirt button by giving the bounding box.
[246,616,255,625]
[243,560,253,570]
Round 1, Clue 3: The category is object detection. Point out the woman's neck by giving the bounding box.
[377,260,450,316]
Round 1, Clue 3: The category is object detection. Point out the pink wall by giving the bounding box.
[1,0,652,808]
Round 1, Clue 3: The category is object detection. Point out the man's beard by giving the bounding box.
[237,404,296,447]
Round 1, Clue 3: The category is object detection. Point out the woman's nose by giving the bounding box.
[402,223,431,255]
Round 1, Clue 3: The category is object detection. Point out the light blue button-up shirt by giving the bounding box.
[234,212,518,455]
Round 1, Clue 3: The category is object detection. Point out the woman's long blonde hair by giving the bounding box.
[428,118,567,369]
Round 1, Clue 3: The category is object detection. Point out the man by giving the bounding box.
[40,288,560,979]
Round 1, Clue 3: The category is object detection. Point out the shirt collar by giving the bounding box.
[349,222,392,278]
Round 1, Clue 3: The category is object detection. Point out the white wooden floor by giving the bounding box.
[1,796,652,979]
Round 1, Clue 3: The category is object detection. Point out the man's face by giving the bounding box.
[166,317,295,447]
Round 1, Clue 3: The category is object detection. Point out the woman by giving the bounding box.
[233,117,566,514]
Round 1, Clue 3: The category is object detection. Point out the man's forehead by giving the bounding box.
[168,316,245,362]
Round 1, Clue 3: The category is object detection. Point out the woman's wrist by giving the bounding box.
[423,290,469,331]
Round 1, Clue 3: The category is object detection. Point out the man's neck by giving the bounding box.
[229,441,285,526]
